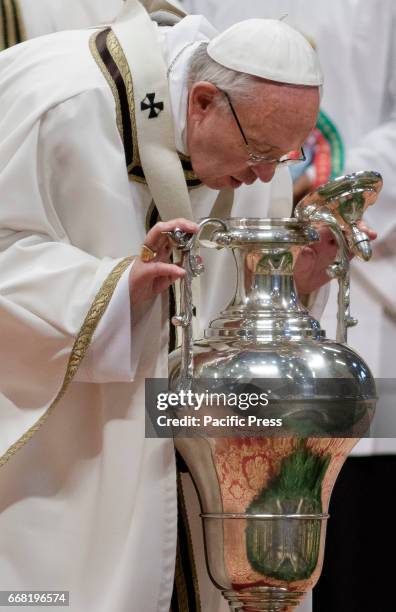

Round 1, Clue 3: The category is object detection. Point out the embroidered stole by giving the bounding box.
[89,27,202,190]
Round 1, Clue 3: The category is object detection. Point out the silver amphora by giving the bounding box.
[167,172,382,612]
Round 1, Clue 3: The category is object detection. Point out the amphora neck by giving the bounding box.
[205,218,325,343]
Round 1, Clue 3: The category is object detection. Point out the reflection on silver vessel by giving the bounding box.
[168,172,381,611]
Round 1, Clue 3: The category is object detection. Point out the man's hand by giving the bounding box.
[129,218,199,306]
[294,222,377,295]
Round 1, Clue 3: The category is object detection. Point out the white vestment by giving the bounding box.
[0,14,210,612]
[0,23,174,612]
[0,13,300,612]
[0,0,123,51]
[17,0,122,38]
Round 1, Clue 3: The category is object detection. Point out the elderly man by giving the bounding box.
[0,2,374,611]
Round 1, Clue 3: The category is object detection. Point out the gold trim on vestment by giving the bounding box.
[89,29,126,157]
[107,29,142,178]
[0,0,26,50]
[146,0,186,20]
[0,256,135,468]
[89,28,202,190]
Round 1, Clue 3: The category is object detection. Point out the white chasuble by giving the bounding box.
[0,17,214,612]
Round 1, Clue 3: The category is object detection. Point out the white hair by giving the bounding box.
[187,42,260,105]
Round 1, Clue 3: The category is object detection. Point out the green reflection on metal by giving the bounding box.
[246,441,330,582]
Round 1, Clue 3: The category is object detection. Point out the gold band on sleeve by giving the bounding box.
[0,256,135,468]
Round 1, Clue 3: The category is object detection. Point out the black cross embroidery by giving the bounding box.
[140,93,164,119]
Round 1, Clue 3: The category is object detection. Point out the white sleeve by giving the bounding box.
[34,88,159,386]
[0,77,147,462]
[74,263,157,383]
[345,123,396,241]
[17,0,122,39]
[343,11,396,241]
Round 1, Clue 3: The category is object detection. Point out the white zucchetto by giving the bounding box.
[207,19,323,86]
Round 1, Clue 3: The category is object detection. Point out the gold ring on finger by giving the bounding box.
[140,244,157,262]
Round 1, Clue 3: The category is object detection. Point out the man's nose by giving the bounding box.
[251,163,277,183]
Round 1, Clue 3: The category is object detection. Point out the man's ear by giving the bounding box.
[188,82,219,123]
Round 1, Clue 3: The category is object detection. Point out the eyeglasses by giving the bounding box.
[219,89,306,168]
